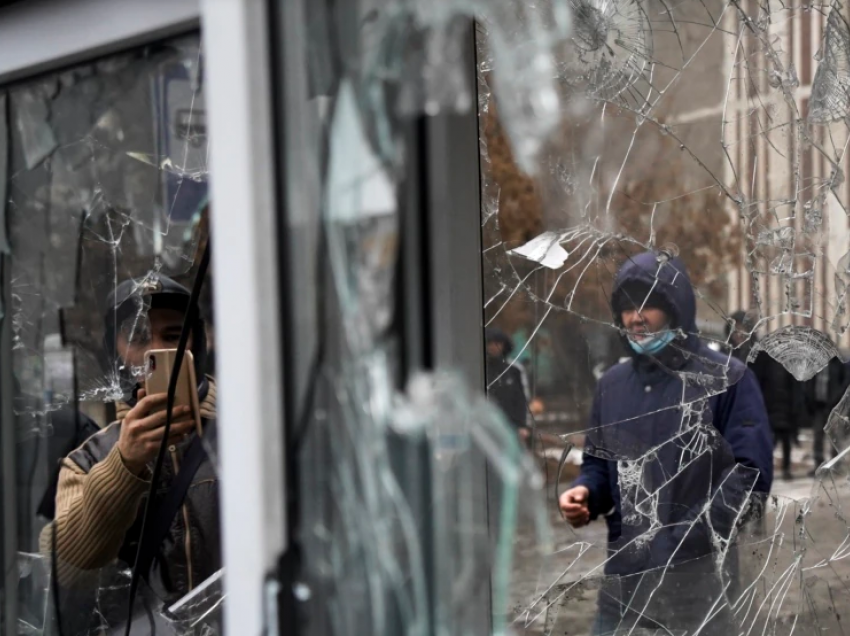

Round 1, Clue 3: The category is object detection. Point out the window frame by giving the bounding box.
[0,0,200,85]
[0,1,287,634]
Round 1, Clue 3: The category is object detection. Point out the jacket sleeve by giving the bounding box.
[39,445,150,585]
[572,390,615,519]
[713,367,774,493]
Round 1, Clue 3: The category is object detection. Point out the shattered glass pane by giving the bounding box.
[282,1,561,633]
[326,80,398,349]
[477,0,850,632]
[359,0,571,172]
[809,3,850,124]
[3,32,221,634]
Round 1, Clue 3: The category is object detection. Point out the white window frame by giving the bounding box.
[0,2,286,635]
[0,0,200,85]
[201,2,287,635]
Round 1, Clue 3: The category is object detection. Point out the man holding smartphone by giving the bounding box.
[41,274,219,605]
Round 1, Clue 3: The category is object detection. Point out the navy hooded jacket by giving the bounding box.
[574,252,773,576]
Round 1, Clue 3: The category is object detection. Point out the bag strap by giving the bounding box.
[135,419,217,580]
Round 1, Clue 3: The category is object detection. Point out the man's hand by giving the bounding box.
[559,485,591,528]
[117,390,195,475]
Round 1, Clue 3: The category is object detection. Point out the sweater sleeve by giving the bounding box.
[39,445,150,584]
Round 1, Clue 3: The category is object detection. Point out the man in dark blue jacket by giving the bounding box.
[559,251,773,635]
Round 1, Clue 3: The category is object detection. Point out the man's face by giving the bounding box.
[116,307,193,378]
[486,340,505,358]
[620,306,669,343]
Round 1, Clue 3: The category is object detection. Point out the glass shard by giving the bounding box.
[809,3,850,124]
[748,326,841,381]
[12,85,58,170]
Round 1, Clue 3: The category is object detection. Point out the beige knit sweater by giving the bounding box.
[40,382,217,584]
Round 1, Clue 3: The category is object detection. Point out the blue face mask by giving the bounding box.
[627,327,676,356]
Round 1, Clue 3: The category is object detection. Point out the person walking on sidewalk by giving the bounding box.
[559,252,773,635]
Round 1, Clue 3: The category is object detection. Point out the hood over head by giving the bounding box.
[103,273,208,403]
[611,251,698,356]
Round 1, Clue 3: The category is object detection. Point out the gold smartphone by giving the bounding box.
[144,349,202,435]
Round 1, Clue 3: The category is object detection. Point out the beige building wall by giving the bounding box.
[716,2,850,347]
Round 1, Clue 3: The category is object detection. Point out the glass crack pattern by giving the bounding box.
[9,0,850,633]
[478,0,850,633]
[3,34,220,635]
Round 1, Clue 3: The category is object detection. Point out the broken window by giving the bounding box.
[2,33,222,635]
[479,0,850,633]
[277,0,558,634]
[7,0,850,633]
[275,0,850,632]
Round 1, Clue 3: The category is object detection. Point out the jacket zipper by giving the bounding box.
[170,445,195,591]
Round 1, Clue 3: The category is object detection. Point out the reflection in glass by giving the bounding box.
[4,33,221,634]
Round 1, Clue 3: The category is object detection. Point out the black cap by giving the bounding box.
[103,273,208,401]
[612,280,677,327]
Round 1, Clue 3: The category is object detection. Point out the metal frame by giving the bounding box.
[424,31,486,391]
[0,1,288,634]
[0,3,201,635]
[421,26,491,633]
[1,258,17,636]
[268,2,489,632]
[0,0,199,85]
[201,2,287,635]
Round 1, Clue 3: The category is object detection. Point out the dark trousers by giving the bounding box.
[591,590,737,635]
[774,431,793,473]
[813,406,836,465]
[591,567,737,635]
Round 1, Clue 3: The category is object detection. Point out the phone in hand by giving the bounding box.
[144,349,202,435]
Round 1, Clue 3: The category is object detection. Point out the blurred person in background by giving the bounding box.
[485,327,530,436]
[728,310,804,481]
[808,353,848,475]
[728,310,758,364]
[559,252,773,635]
[512,325,556,397]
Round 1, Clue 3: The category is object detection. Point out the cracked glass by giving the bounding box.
[10,0,850,632]
[282,0,558,634]
[3,32,222,635]
[478,0,850,633]
[280,0,850,632]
